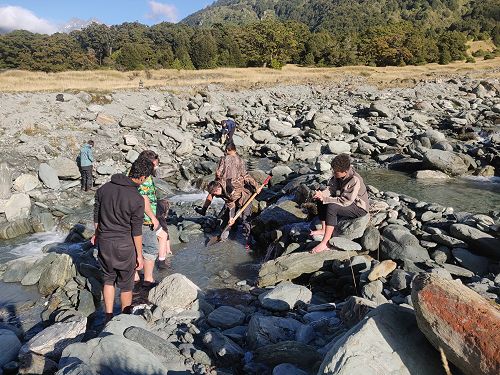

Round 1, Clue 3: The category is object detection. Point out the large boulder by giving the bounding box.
[452,248,490,275]
[318,304,443,375]
[207,306,245,329]
[327,140,351,154]
[163,126,186,143]
[58,334,170,375]
[0,329,21,368]
[412,273,500,375]
[335,214,370,240]
[4,193,31,222]
[247,315,303,349]
[258,250,350,287]
[258,281,312,311]
[13,174,40,192]
[370,101,394,117]
[48,157,80,180]
[0,219,33,240]
[423,149,468,176]
[2,256,39,282]
[268,118,300,138]
[38,163,60,190]
[19,317,87,360]
[21,252,59,286]
[119,114,143,129]
[254,200,308,233]
[380,225,430,262]
[148,273,203,310]
[38,253,76,296]
[449,224,500,260]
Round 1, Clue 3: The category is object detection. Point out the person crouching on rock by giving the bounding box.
[220,119,237,145]
[310,153,369,254]
[206,179,261,247]
[92,157,153,321]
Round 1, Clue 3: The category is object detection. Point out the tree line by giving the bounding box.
[0,19,496,72]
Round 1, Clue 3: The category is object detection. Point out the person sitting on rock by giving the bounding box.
[310,153,369,254]
[220,119,237,145]
[196,142,257,216]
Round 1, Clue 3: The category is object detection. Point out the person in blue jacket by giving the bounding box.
[220,119,237,145]
[79,140,94,191]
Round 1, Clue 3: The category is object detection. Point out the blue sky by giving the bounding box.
[0,1,213,34]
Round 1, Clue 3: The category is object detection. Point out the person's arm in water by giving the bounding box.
[143,196,159,230]
[195,193,213,216]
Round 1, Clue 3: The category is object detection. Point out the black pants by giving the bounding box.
[317,202,367,227]
[81,166,93,191]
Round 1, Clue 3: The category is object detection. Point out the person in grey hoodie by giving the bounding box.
[79,140,94,191]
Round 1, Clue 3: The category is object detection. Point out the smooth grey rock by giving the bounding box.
[452,248,489,275]
[100,314,148,337]
[148,273,203,310]
[380,225,430,262]
[175,139,194,156]
[390,269,411,290]
[38,163,61,190]
[77,290,95,317]
[258,281,312,312]
[0,161,12,199]
[19,317,86,360]
[423,150,468,176]
[361,280,388,305]
[38,253,75,296]
[335,214,370,240]
[21,253,58,286]
[370,101,393,117]
[59,334,169,375]
[2,256,38,282]
[48,157,80,180]
[119,114,143,129]
[268,118,300,137]
[318,304,443,375]
[449,224,500,260]
[413,170,450,180]
[0,329,21,368]
[0,219,33,240]
[442,264,474,278]
[202,329,244,366]
[125,149,139,163]
[327,140,351,154]
[360,226,380,252]
[207,306,245,329]
[329,237,362,251]
[13,174,39,192]
[124,326,184,367]
[247,315,303,349]
[4,193,31,222]
[255,200,308,231]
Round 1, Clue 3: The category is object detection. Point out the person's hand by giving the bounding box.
[136,256,144,271]
[257,186,263,194]
[228,218,235,227]
[313,191,323,201]
[152,217,160,230]
[90,235,97,246]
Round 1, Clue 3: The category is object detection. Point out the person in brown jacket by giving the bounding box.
[196,142,259,215]
[310,154,369,254]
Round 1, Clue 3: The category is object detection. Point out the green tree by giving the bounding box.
[114,43,155,70]
[190,30,218,69]
[72,23,113,65]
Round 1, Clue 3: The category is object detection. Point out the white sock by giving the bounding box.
[158,257,166,261]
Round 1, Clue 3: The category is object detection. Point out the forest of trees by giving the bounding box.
[0,0,497,72]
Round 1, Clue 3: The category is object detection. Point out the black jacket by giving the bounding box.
[94,174,144,241]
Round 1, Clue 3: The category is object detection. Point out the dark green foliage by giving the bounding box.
[0,0,496,72]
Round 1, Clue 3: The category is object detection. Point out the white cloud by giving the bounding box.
[0,5,58,34]
[147,1,178,23]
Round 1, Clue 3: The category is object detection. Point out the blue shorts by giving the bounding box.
[142,225,158,261]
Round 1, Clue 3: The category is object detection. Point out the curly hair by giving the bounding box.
[207,180,222,195]
[138,150,159,163]
[129,157,154,179]
[331,153,351,172]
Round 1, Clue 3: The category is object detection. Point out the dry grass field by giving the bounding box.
[0,57,499,93]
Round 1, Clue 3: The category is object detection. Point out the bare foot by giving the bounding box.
[310,229,325,237]
[310,243,329,254]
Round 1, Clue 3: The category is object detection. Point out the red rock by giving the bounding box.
[411,273,500,375]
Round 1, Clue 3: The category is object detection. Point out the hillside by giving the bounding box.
[182,0,499,41]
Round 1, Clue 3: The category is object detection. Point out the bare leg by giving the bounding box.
[310,221,326,236]
[310,225,334,254]
[103,284,115,314]
[134,271,140,282]
[143,259,155,283]
[120,291,133,312]
[157,234,168,260]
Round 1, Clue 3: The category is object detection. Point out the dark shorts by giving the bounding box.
[98,238,136,292]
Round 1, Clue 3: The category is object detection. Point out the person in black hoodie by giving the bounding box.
[92,157,154,319]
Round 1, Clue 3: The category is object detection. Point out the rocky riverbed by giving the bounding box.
[0,77,499,374]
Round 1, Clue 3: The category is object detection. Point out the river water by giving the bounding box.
[0,169,499,309]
